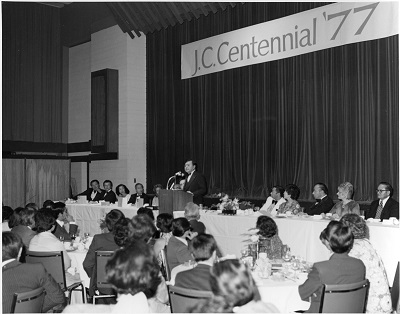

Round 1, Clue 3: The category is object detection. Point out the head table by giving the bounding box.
[66,204,399,283]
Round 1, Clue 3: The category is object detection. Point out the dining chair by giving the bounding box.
[25,251,85,304]
[11,286,45,313]
[160,247,171,281]
[93,250,116,304]
[319,279,369,313]
[391,262,399,311]
[168,285,213,313]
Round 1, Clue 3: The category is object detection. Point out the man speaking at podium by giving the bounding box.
[183,159,207,205]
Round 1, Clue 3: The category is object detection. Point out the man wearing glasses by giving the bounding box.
[366,182,399,220]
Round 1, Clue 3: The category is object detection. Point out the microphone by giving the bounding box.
[175,171,184,176]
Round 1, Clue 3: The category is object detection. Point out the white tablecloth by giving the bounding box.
[67,249,89,303]
[174,211,400,282]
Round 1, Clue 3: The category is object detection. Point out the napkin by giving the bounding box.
[219,254,236,261]
[67,267,76,276]
[84,236,93,249]
[312,215,322,220]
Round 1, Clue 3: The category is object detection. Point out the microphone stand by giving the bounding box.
[166,175,176,190]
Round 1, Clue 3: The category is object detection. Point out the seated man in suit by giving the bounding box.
[175,234,217,291]
[299,221,366,313]
[103,180,117,204]
[183,159,208,205]
[75,179,105,202]
[83,209,125,301]
[2,232,66,313]
[305,183,334,215]
[260,185,286,216]
[51,203,78,241]
[128,183,151,206]
[365,182,399,220]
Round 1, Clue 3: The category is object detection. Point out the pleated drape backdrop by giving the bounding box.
[146,3,398,201]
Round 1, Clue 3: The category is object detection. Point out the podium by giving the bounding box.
[159,189,193,215]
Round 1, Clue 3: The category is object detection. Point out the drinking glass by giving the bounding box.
[282,246,291,262]
[59,235,64,242]
[241,248,249,258]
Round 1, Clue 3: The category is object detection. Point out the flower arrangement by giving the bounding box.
[210,193,255,214]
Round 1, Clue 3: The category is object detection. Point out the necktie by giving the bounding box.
[375,200,384,219]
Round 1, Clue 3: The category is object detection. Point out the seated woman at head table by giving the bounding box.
[329,182,360,219]
[278,184,301,214]
[115,184,131,207]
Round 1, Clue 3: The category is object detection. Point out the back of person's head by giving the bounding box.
[53,202,66,210]
[209,259,260,308]
[184,202,200,220]
[137,207,154,221]
[156,213,173,233]
[320,221,353,253]
[2,206,14,222]
[42,200,55,209]
[114,218,133,247]
[316,182,329,195]
[25,203,39,211]
[106,240,161,298]
[340,213,369,240]
[171,217,191,237]
[2,232,23,262]
[256,215,278,238]
[35,210,56,233]
[130,215,157,243]
[19,208,36,227]
[105,209,125,233]
[189,234,217,262]
[8,207,24,228]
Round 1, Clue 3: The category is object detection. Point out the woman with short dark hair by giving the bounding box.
[299,221,366,313]
[255,215,283,259]
[115,184,131,207]
[278,184,301,214]
[340,214,392,313]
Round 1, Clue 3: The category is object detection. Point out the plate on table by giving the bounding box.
[275,214,287,218]
[65,247,77,252]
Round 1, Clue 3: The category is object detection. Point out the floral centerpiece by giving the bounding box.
[210,193,255,214]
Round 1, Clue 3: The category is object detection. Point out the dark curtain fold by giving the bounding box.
[2,2,62,143]
[147,2,398,201]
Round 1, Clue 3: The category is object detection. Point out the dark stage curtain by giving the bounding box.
[2,2,62,143]
[147,3,398,201]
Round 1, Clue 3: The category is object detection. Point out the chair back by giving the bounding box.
[25,251,66,290]
[160,247,171,281]
[392,262,400,311]
[319,279,369,313]
[168,285,213,313]
[96,251,114,290]
[11,287,45,313]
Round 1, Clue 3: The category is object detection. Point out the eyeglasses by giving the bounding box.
[376,189,389,193]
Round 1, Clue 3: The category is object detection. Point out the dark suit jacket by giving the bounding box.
[83,232,120,296]
[365,197,399,220]
[127,193,151,205]
[11,225,36,248]
[103,190,117,204]
[76,188,105,201]
[189,219,206,234]
[52,222,78,242]
[166,236,193,272]
[175,263,212,291]
[298,253,365,313]
[306,196,334,215]
[183,171,207,205]
[2,260,66,313]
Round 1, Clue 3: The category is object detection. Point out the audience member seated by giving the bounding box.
[365,181,399,220]
[29,210,79,286]
[179,178,186,190]
[83,209,125,299]
[11,207,36,248]
[255,216,283,259]
[191,259,278,313]
[278,184,301,214]
[64,241,164,313]
[137,207,155,221]
[103,180,118,204]
[340,213,392,313]
[155,213,174,245]
[76,179,105,202]
[185,202,206,234]
[43,199,55,209]
[329,182,360,219]
[175,234,217,291]
[298,221,366,313]
[260,185,286,216]
[128,183,151,206]
[305,182,334,215]
[25,202,39,211]
[167,218,197,271]
[7,207,24,229]
[2,232,66,313]
[152,184,163,207]
[115,184,131,207]
[2,206,14,232]
[51,203,78,241]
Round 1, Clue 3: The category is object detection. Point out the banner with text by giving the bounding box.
[181,2,398,79]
